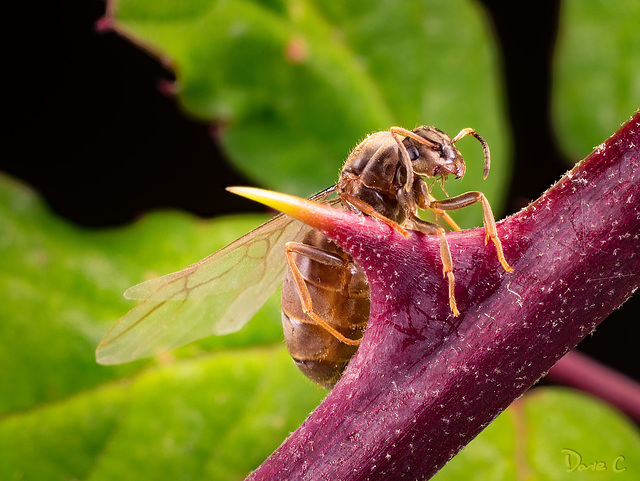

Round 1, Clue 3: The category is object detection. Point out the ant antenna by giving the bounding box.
[452,128,491,180]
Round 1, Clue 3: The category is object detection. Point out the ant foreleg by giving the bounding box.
[429,192,513,273]
[405,216,460,317]
[413,179,462,232]
[432,207,462,232]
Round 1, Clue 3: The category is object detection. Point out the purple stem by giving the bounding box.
[248,112,640,480]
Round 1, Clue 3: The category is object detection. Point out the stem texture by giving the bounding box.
[248,112,640,480]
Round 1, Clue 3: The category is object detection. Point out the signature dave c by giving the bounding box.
[561,449,627,473]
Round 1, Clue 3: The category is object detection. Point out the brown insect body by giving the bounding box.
[281,230,368,388]
[280,126,507,388]
[96,125,511,389]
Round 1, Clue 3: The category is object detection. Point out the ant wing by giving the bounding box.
[96,187,338,365]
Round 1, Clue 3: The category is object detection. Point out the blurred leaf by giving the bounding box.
[0,173,326,480]
[1,347,325,481]
[554,0,640,160]
[110,0,509,228]
[3,1,512,477]
[12,0,638,478]
[0,174,300,416]
[434,387,640,481]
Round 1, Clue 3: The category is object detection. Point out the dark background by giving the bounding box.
[4,0,638,381]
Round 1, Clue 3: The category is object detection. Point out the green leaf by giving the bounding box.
[2,1,512,476]
[434,387,640,480]
[554,0,640,160]
[9,1,638,478]
[110,0,509,228]
[0,174,299,416]
[1,347,325,481]
[0,173,325,480]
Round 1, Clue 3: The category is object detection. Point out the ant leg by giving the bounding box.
[405,217,460,316]
[340,192,410,237]
[430,192,513,273]
[285,242,361,346]
[425,194,462,231]
[413,179,462,232]
[433,209,462,232]
[451,128,491,180]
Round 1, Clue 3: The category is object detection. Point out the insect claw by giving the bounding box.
[487,234,514,272]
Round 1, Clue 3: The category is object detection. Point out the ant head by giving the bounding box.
[402,126,466,181]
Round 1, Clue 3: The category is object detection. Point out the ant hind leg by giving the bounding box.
[284,242,362,346]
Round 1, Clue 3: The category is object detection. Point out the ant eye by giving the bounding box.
[407,146,420,161]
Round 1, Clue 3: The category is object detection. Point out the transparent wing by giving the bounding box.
[96,188,338,365]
